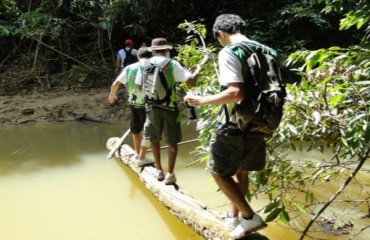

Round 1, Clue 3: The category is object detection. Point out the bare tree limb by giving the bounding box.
[299,147,370,240]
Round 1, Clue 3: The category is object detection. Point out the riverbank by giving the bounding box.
[0,87,130,125]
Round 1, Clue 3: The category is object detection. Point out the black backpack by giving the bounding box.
[123,48,136,67]
[142,59,172,106]
[232,42,286,134]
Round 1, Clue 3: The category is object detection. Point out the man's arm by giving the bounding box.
[115,60,121,73]
[186,54,210,87]
[134,68,144,91]
[108,80,122,104]
[114,52,121,73]
[186,64,203,87]
[184,82,244,106]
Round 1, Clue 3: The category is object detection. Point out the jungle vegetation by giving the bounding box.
[1,0,369,239]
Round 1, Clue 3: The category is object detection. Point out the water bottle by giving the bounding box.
[185,102,198,120]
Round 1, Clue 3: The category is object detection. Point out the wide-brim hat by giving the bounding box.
[148,38,173,51]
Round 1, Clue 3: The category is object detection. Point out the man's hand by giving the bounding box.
[108,93,117,104]
[184,92,202,106]
[199,49,211,66]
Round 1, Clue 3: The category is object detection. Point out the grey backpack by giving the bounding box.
[142,59,172,105]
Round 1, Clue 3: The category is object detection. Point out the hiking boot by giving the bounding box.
[136,157,154,167]
[225,211,239,231]
[155,169,165,181]
[229,214,267,239]
[164,173,177,185]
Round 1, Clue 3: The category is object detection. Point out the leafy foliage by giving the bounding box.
[176,21,220,145]
[175,1,369,237]
[269,1,370,238]
[0,0,366,94]
[1,1,369,237]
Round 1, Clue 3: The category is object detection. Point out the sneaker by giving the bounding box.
[155,170,165,181]
[164,173,177,185]
[225,211,239,231]
[135,157,154,167]
[229,214,267,239]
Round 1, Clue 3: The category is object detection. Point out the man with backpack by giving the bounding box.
[115,39,138,74]
[109,47,153,167]
[135,38,208,185]
[184,14,285,238]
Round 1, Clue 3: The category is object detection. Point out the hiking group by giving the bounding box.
[109,13,285,239]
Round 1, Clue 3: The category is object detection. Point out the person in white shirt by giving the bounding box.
[109,47,153,167]
[135,37,208,185]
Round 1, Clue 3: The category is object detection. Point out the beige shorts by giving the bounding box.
[143,107,182,145]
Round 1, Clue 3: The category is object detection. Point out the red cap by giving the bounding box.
[124,39,133,46]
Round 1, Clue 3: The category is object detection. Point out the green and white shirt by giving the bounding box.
[116,60,145,107]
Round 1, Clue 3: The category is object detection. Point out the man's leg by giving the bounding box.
[162,144,178,185]
[151,141,161,170]
[138,139,150,160]
[132,133,141,155]
[211,173,254,218]
[162,110,181,185]
[229,170,250,217]
[224,170,267,238]
[152,141,165,181]
[167,144,178,174]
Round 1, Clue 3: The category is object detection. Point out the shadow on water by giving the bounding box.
[240,232,270,240]
[113,157,204,240]
[114,155,271,240]
[0,122,124,175]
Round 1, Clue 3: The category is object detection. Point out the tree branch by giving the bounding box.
[299,147,370,240]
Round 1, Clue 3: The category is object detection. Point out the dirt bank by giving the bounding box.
[0,87,130,125]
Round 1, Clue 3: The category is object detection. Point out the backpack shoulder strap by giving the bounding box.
[233,42,255,56]
[124,47,134,57]
[158,59,172,89]
[156,58,171,69]
[234,42,274,56]
[147,58,172,90]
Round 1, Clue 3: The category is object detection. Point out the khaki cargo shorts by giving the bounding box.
[143,107,182,145]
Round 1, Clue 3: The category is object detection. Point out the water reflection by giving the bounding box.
[115,158,202,240]
[0,122,202,240]
[2,122,366,240]
[0,122,119,175]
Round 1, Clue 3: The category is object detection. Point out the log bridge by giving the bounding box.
[106,137,230,240]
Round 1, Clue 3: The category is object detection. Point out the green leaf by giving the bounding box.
[265,207,281,222]
[264,201,279,213]
[279,209,290,223]
[294,203,307,213]
[329,94,344,106]
[288,124,298,135]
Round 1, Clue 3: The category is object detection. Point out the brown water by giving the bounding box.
[0,122,368,240]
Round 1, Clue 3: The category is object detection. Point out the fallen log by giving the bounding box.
[106,137,230,240]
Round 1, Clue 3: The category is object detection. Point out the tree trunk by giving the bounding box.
[106,137,230,240]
